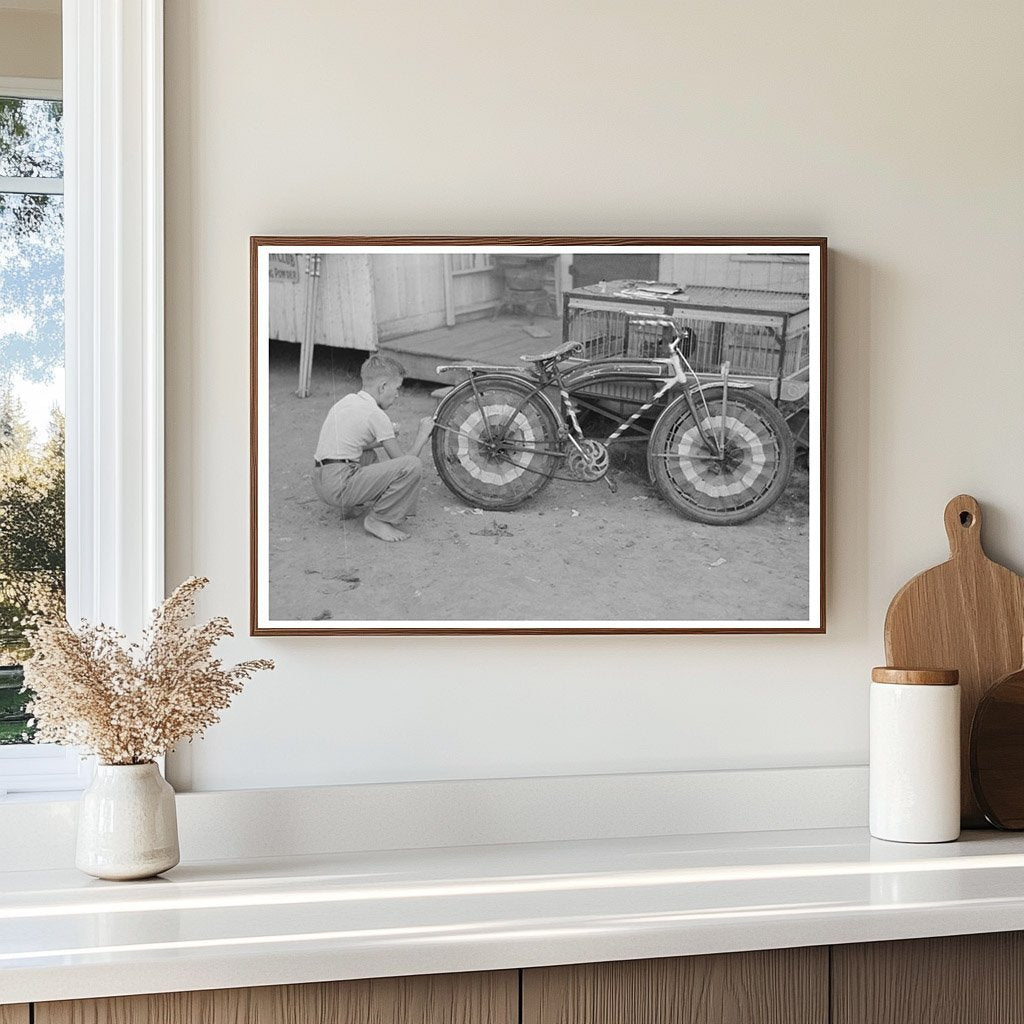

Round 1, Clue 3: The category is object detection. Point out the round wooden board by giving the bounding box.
[971,664,1024,829]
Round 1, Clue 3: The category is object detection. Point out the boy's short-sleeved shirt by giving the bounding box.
[314,390,395,462]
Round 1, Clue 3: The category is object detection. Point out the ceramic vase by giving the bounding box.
[76,762,180,880]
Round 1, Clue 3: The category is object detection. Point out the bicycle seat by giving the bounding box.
[520,340,584,364]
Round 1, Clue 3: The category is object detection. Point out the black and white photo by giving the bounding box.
[250,238,825,634]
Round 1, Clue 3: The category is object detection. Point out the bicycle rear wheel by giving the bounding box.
[647,388,794,525]
[432,377,562,510]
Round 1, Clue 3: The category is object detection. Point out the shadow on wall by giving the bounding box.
[827,250,871,637]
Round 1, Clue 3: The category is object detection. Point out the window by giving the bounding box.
[0,79,82,794]
[0,7,166,798]
[0,90,65,713]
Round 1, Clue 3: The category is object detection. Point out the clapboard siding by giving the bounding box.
[373,254,448,340]
[315,254,376,350]
[660,253,810,293]
[268,254,310,345]
[269,254,376,351]
[450,257,501,316]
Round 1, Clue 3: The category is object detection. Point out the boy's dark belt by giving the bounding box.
[315,458,357,467]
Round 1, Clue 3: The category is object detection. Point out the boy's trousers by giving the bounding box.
[313,455,422,525]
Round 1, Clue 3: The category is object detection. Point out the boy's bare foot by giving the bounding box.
[364,514,409,542]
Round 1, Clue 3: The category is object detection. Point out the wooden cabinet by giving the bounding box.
[34,972,517,1024]
[522,948,828,1024]
[832,932,1024,1024]
[13,933,1024,1024]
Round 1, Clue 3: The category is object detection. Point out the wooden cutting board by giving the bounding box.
[884,494,1024,826]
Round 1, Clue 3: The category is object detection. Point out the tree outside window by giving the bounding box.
[0,94,65,744]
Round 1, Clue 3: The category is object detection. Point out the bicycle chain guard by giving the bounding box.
[567,439,610,482]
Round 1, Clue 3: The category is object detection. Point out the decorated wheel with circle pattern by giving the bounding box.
[432,377,562,510]
[646,387,794,525]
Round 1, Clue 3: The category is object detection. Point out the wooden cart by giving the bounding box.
[561,280,812,451]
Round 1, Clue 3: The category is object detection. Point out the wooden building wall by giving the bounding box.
[659,253,810,294]
[269,254,505,350]
[267,254,307,345]
[446,253,503,320]
[268,254,376,351]
[317,255,376,349]
[372,254,447,340]
[371,253,503,339]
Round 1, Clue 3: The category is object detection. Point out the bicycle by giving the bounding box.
[431,316,795,525]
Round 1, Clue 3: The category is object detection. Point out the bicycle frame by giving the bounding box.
[435,317,754,461]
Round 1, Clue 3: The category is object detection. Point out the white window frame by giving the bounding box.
[0,76,61,101]
[0,0,164,797]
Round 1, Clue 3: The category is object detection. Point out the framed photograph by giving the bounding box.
[250,237,826,635]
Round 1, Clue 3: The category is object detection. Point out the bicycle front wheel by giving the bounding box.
[432,377,562,510]
[647,388,794,525]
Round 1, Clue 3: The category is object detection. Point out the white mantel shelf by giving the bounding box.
[5,826,1024,1004]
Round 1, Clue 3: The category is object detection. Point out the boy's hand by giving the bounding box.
[409,416,434,457]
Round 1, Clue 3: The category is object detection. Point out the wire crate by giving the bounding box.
[567,306,789,376]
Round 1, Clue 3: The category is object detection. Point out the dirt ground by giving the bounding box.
[267,343,811,624]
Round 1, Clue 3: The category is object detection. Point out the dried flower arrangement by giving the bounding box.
[22,577,273,765]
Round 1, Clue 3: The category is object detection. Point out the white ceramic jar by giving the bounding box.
[76,762,180,880]
[870,667,961,843]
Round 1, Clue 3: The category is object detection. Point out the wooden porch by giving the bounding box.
[379,314,563,384]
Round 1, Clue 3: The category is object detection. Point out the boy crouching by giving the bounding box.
[312,355,433,542]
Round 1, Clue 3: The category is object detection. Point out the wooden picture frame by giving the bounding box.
[250,237,826,635]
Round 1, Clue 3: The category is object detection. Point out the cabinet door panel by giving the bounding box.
[0,1007,29,1024]
[36,971,517,1024]
[832,932,1024,1024]
[523,949,827,1024]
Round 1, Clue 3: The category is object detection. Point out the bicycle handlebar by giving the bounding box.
[629,315,680,334]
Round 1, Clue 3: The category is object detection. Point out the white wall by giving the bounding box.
[164,1,1024,792]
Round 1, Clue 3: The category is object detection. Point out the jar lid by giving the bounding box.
[871,667,959,686]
